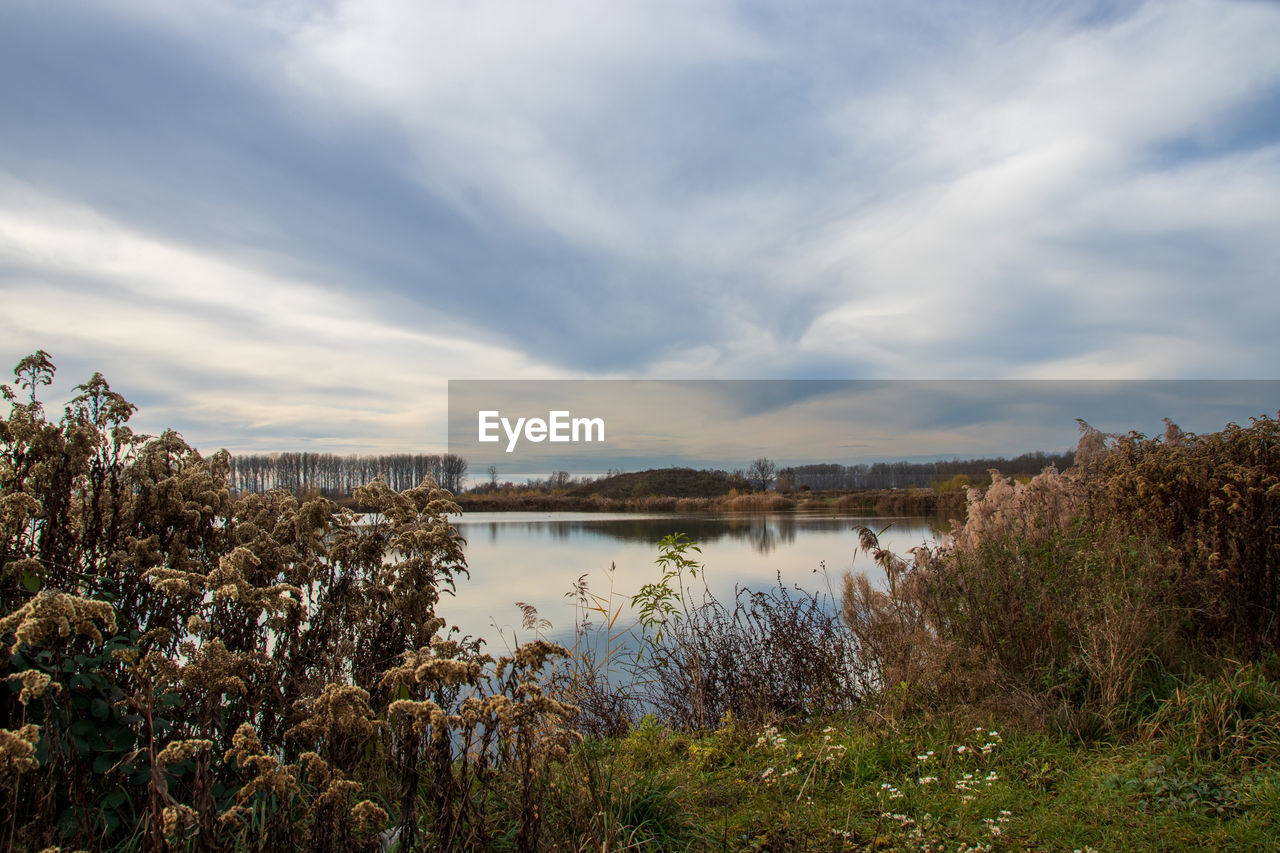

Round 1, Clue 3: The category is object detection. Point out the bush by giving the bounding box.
[0,353,580,852]
[842,415,1280,722]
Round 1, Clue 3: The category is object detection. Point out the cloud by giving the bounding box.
[2,0,1278,452]
[0,179,546,452]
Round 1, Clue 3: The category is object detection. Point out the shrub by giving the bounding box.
[0,353,580,852]
[842,415,1280,721]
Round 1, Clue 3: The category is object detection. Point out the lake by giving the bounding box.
[439,511,943,649]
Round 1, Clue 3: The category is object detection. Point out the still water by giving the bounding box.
[438,511,942,648]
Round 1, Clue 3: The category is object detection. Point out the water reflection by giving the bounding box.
[453,511,910,555]
[444,511,942,647]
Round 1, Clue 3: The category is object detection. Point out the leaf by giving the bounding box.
[21,568,42,593]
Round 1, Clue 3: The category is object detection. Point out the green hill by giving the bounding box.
[571,467,749,498]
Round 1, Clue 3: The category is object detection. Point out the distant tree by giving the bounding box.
[440,453,468,492]
[747,457,777,491]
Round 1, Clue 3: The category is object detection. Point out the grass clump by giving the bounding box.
[530,696,1279,851]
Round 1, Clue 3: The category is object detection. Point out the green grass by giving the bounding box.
[536,684,1280,852]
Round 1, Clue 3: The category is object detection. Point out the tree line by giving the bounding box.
[225,449,1073,499]
[777,450,1075,491]
[228,452,468,495]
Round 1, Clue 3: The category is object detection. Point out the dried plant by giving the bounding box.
[0,352,582,852]
[841,412,1280,723]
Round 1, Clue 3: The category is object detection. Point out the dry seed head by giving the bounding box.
[139,627,174,650]
[178,639,246,696]
[213,584,241,602]
[0,591,116,651]
[482,694,515,725]
[315,778,362,809]
[457,695,485,726]
[414,658,480,686]
[224,722,263,768]
[218,804,249,830]
[0,724,40,774]
[8,670,60,704]
[298,751,332,786]
[156,738,213,768]
[235,754,300,802]
[497,640,569,679]
[350,800,388,835]
[1,492,41,529]
[287,683,376,746]
[162,804,198,837]
[388,699,446,736]
[145,567,207,598]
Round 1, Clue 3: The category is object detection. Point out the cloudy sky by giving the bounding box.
[2,0,1278,458]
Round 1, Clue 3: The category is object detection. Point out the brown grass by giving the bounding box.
[841,415,1280,725]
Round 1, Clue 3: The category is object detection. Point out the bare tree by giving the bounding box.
[747,457,777,491]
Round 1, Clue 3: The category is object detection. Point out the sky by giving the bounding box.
[2,0,1279,463]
